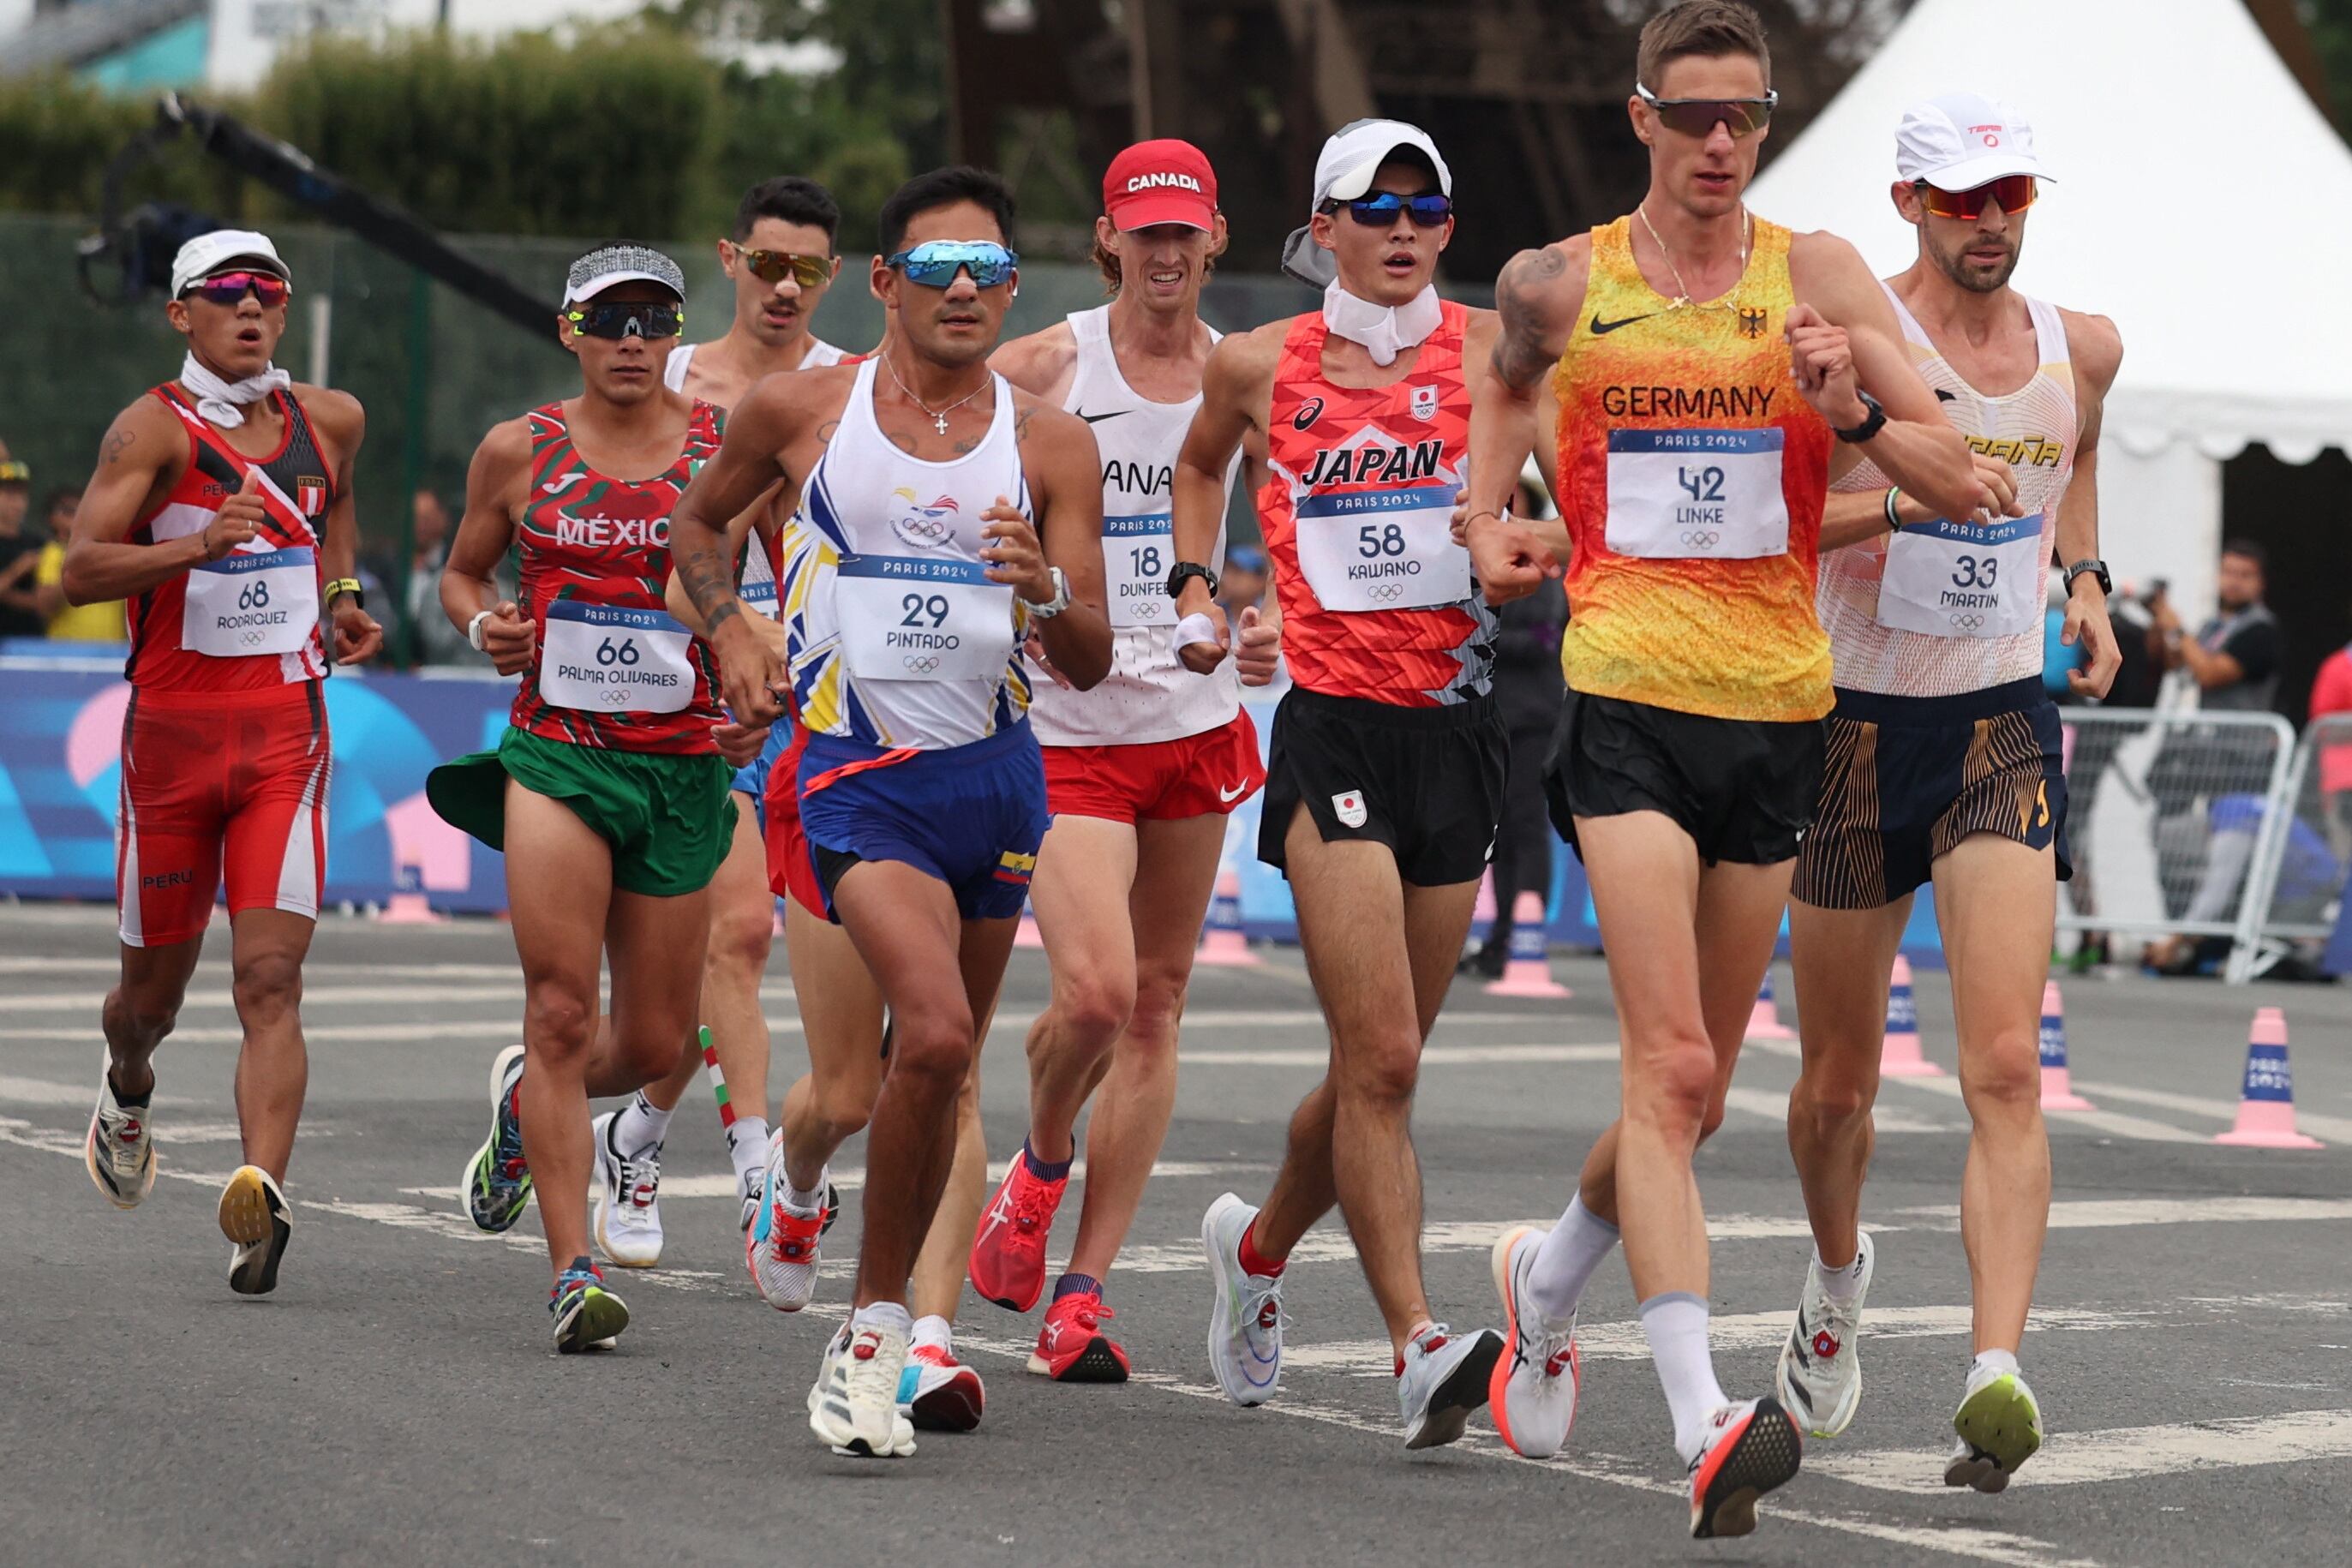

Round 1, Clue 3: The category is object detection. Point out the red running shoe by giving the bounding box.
[901,1343,986,1432]
[1688,1397,1803,1539]
[968,1150,1068,1312]
[1026,1289,1131,1383]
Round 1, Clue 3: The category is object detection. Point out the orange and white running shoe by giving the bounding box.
[968,1148,1068,1313]
[1488,1225,1579,1457]
[746,1145,834,1312]
[1026,1288,1132,1383]
[900,1342,987,1432]
[1688,1397,1803,1539]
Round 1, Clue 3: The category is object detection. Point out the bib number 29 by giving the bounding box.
[900,593,951,628]
[1952,555,2000,589]
[1357,523,1406,559]
[595,637,641,667]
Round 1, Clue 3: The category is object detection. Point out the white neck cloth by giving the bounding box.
[1320,282,1440,367]
[181,351,290,428]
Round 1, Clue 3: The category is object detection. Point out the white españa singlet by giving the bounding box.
[662,337,845,393]
[1028,307,1241,746]
[1816,287,2077,697]
[787,357,1033,750]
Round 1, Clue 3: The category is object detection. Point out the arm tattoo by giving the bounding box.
[1490,248,1568,391]
[101,428,136,465]
[674,538,740,628]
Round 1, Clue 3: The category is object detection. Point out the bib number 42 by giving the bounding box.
[1679,464,1726,503]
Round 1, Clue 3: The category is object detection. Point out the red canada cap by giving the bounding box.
[1102,140,1218,231]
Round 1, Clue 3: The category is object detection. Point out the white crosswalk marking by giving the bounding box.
[1811,1407,2352,1492]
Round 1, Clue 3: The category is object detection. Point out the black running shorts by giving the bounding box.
[1259,687,1507,888]
[1545,690,1824,867]
[1792,676,2070,910]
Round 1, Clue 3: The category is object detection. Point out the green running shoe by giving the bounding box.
[1946,1367,2043,1493]
[462,1044,534,1233]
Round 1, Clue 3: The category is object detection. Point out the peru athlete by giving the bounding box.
[1175,120,1522,1451]
[1778,92,2122,1493]
[1465,1,1995,1537]
[68,229,380,1296]
[434,245,765,1352]
[973,140,1278,1381]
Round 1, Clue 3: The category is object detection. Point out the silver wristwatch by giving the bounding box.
[1025,566,1071,619]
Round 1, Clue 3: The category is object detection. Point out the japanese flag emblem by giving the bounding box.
[1409,384,1439,422]
[1332,790,1368,829]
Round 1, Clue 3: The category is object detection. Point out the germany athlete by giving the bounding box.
[68,229,380,1296]
[1463,1,2001,1536]
[1777,91,2122,1493]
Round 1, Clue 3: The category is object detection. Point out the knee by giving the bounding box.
[1051,967,1136,1052]
[1337,1031,1423,1106]
[230,949,303,1021]
[1960,1028,2043,1119]
[708,900,775,974]
[890,1003,979,1091]
[107,985,181,1045]
[523,979,595,1059]
[811,1083,873,1146]
[1625,1036,1717,1139]
[1119,972,1188,1062]
[1791,1061,1877,1133]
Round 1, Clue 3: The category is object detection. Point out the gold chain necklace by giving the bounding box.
[1636,202,1751,311]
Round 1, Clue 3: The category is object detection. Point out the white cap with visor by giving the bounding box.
[1896,93,2055,190]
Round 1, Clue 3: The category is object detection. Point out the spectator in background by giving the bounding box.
[1217,542,1267,619]
[2307,613,2352,867]
[32,482,125,643]
[403,486,477,665]
[2153,539,2281,711]
[0,446,44,639]
[1461,472,1568,979]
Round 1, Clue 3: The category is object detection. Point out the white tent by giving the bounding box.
[1748,0,2352,615]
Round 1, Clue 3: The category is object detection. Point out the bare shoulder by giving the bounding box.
[1499,236,1591,308]
[991,320,1079,396]
[1204,318,1287,394]
[2057,308,2124,396]
[290,385,365,458]
[93,392,183,481]
[1786,227,1872,284]
[1007,381,1089,444]
[471,414,536,475]
[743,362,858,428]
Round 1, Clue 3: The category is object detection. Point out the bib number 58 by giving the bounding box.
[1356,522,1406,559]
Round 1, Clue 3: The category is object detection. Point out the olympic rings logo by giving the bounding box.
[1368,584,1407,603]
[239,630,269,647]
[1950,613,1985,631]
[1679,530,1722,549]
[1131,601,1164,620]
[599,689,631,708]
[893,515,955,548]
[902,655,942,674]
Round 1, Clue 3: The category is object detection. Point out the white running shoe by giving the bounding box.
[86,1058,156,1210]
[590,1110,663,1269]
[219,1165,294,1296]
[1688,1397,1804,1539]
[1774,1230,1874,1439]
[1397,1321,1504,1451]
[738,1164,765,1235]
[809,1320,916,1457]
[900,1341,986,1432]
[1946,1363,2042,1493]
[1488,1225,1580,1457]
[746,1138,829,1311]
[1201,1192,1285,1407]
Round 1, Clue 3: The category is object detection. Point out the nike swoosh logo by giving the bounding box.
[1218,782,1248,803]
[1935,388,1958,403]
[1589,311,1661,336]
[1076,410,1126,424]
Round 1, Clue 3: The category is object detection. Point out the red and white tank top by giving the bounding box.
[125,383,333,697]
[507,399,727,755]
[1029,306,1239,746]
[1259,299,1493,707]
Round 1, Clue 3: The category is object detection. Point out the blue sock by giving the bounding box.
[1054,1272,1101,1302]
[1022,1136,1073,1182]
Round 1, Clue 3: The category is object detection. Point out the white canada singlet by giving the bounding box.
[662,337,845,393]
[1816,287,2077,697]
[786,357,1032,750]
[1028,307,1241,746]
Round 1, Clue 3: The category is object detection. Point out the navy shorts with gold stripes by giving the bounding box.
[1792,676,2070,911]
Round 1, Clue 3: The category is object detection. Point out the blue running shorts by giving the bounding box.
[797,721,1049,923]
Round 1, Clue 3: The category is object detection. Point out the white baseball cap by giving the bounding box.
[170,229,290,298]
[1282,119,1452,287]
[1896,93,2054,190]
[563,243,686,307]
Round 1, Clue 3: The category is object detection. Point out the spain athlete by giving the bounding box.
[67,229,380,1297]
[1775,91,2122,1493]
[434,245,766,1352]
[1463,1,2003,1537]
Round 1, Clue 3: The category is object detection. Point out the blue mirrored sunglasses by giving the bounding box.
[1325,192,1454,228]
[885,241,1019,289]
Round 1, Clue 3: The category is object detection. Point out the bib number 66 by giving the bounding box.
[595,636,641,667]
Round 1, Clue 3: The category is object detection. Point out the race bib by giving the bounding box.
[539,600,696,714]
[740,538,780,622]
[1104,513,1175,628]
[1604,428,1788,560]
[1294,484,1469,612]
[1876,512,2045,639]
[181,546,318,658]
[836,555,1014,681]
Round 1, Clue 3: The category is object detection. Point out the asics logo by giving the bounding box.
[1293,398,1325,430]
[1679,529,1721,549]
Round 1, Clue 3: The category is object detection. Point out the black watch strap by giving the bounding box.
[2064,558,2113,597]
[1833,390,1887,444]
[1165,560,1219,601]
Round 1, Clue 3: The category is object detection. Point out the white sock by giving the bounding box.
[781,1167,827,1214]
[852,1300,914,1338]
[911,1314,954,1354]
[1641,1292,1729,1463]
[1527,1194,1621,1324]
[728,1115,771,1186]
[613,1092,672,1157]
[1972,1347,2020,1382]
[1816,1242,1867,1305]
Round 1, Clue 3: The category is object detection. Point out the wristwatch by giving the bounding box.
[1833,391,1887,444]
[325,577,365,609]
[1025,565,1072,619]
[2063,559,2113,597]
[1165,560,1219,601]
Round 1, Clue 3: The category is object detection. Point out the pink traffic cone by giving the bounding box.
[2214,1008,2324,1149]
[1878,955,1943,1077]
[375,861,446,925]
[1194,867,1262,968]
[1746,973,1795,1041]
[1485,890,1571,998]
[2037,980,2095,1110]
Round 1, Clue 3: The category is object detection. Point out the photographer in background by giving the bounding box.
[2153,541,2281,712]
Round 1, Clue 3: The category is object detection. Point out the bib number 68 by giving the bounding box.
[236,580,272,611]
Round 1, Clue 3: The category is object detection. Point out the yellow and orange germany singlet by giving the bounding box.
[1553,214,1834,722]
